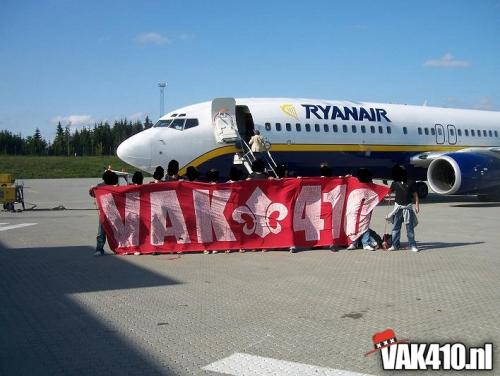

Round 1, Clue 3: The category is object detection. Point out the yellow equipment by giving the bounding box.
[0,174,25,211]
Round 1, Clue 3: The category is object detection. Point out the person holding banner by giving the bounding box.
[151,166,164,183]
[89,170,118,256]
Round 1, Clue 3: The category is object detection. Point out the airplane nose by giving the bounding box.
[117,133,152,171]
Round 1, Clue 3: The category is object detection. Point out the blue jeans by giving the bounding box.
[391,210,416,249]
[96,223,106,253]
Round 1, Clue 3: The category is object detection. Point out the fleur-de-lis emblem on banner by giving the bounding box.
[232,187,288,238]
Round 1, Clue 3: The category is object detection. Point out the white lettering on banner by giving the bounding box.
[293,185,324,241]
[323,184,347,239]
[344,188,380,241]
[193,190,236,243]
[232,187,288,238]
[150,191,190,245]
[100,192,140,248]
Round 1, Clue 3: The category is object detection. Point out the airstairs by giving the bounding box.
[233,136,279,178]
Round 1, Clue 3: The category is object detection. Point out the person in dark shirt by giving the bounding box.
[247,159,268,180]
[387,166,420,252]
[89,170,118,256]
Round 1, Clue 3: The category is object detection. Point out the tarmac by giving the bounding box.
[1,178,499,375]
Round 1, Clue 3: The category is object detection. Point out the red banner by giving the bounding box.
[95,177,389,254]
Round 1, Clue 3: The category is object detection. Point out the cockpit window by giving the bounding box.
[184,119,199,130]
[153,119,173,128]
[154,118,199,130]
[170,118,185,130]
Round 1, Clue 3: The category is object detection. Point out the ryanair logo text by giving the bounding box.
[302,104,391,122]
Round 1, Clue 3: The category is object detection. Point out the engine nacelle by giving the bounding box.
[427,151,500,195]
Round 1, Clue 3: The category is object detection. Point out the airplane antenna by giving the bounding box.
[158,82,167,118]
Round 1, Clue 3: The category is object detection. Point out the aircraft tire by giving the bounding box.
[416,181,429,199]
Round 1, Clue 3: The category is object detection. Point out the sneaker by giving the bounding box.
[203,250,209,254]
[289,246,297,253]
[410,246,420,252]
[329,246,339,252]
[239,249,245,253]
[212,250,218,254]
[225,250,231,254]
[261,249,268,252]
[346,244,356,250]
[387,246,398,251]
[363,245,375,251]
[133,251,141,256]
[93,250,104,257]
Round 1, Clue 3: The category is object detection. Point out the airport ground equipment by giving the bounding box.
[0,174,25,211]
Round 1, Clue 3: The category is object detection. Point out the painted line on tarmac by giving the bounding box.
[0,223,38,232]
[202,352,375,376]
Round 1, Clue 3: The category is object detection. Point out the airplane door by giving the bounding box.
[212,98,239,143]
[447,124,457,145]
[435,124,445,144]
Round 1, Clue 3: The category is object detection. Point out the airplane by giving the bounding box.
[116,97,500,201]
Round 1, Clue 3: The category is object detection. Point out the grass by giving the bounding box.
[0,155,145,179]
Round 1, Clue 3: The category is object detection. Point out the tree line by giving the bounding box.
[0,116,154,156]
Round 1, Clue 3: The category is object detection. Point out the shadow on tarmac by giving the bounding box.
[0,242,179,375]
[416,241,485,251]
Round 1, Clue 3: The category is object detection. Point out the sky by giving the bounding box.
[0,0,499,140]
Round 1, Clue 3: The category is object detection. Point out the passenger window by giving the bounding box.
[495,131,499,137]
[324,124,329,132]
[170,118,185,130]
[457,129,462,137]
[351,125,357,133]
[361,125,366,133]
[424,128,429,135]
[370,125,376,133]
[378,126,383,134]
[477,130,481,137]
[342,124,348,133]
[332,124,338,132]
[387,127,392,134]
[450,128,455,136]
[305,123,311,132]
[403,127,408,135]
[296,123,301,132]
[431,128,435,136]
[471,130,475,136]
[483,130,487,137]
[315,124,320,132]
[488,130,492,137]
[465,129,469,136]
[276,123,282,131]
[437,128,442,136]
[286,123,291,131]
[418,127,422,135]
[184,119,199,130]
[265,122,271,131]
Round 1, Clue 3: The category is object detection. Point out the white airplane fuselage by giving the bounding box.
[117,98,500,196]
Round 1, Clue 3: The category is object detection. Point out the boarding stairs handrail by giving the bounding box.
[236,133,278,178]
